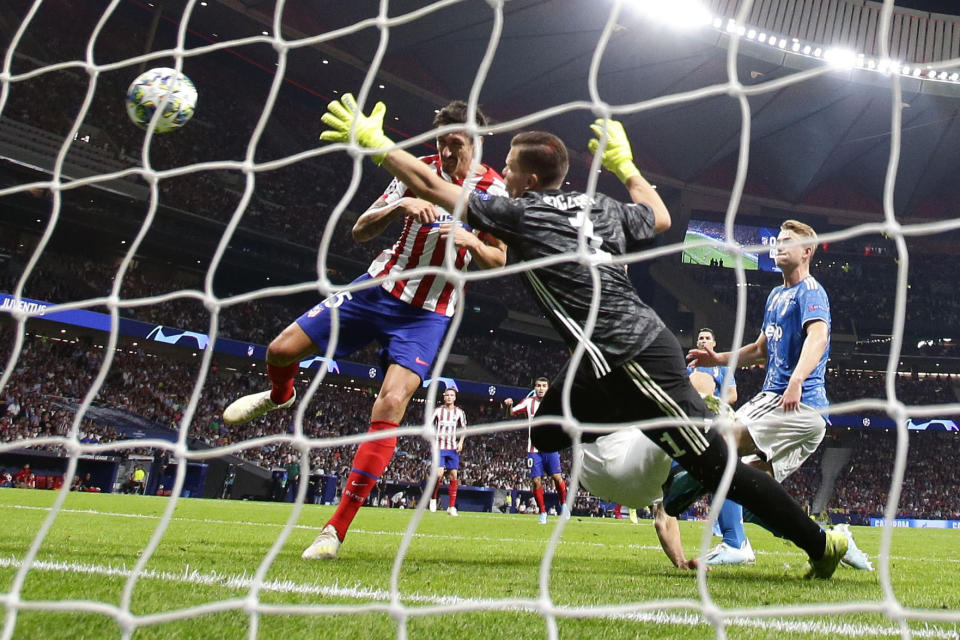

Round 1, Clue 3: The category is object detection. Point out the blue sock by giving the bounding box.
[718,499,746,549]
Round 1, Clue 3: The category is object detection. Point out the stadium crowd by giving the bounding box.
[1,0,958,520]
[2,329,958,519]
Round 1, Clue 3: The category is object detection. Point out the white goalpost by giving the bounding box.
[1,0,960,639]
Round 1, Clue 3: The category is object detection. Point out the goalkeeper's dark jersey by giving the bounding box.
[466,188,665,378]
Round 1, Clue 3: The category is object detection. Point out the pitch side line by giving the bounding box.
[0,556,956,639]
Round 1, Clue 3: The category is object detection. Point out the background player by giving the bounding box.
[685,327,752,566]
[504,377,568,523]
[320,95,849,578]
[224,100,508,560]
[686,220,830,491]
[429,387,467,516]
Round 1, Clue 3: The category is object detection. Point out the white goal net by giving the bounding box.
[1,0,960,639]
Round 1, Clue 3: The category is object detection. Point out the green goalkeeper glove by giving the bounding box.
[588,118,641,183]
[320,93,393,165]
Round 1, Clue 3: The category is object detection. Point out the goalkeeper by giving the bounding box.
[320,94,847,578]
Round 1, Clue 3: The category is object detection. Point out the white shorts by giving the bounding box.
[735,391,826,482]
[576,428,673,509]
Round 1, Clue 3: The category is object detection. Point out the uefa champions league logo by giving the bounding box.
[422,377,459,391]
[146,326,210,350]
[298,356,340,374]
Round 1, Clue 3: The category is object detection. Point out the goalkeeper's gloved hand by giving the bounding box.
[588,118,641,183]
[320,93,393,165]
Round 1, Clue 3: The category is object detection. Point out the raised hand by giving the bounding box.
[319,93,393,164]
[588,119,641,183]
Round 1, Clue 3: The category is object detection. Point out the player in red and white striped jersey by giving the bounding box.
[223,101,507,559]
[504,377,568,523]
[365,155,507,316]
[429,388,467,516]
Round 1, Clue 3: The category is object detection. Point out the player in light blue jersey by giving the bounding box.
[674,220,870,570]
[686,219,829,482]
[686,328,737,405]
[685,328,753,566]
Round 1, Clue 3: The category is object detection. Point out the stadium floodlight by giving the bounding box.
[824,47,858,69]
[630,0,713,29]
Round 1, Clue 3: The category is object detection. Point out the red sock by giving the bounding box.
[555,478,567,505]
[267,362,297,404]
[432,478,441,501]
[533,487,545,514]
[326,421,398,540]
[449,478,458,508]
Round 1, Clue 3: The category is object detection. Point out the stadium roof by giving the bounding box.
[204,0,960,224]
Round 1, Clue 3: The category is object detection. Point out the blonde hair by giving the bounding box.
[781,219,818,256]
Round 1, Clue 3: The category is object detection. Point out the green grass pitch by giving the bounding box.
[683,231,760,270]
[0,490,958,639]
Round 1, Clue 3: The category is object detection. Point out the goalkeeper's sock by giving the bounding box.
[326,420,398,541]
[533,487,545,514]
[555,478,567,505]
[267,362,297,404]
[449,478,458,508]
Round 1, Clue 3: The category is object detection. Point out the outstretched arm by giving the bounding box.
[688,332,767,369]
[320,94,463,212]
[589,119,670,234]
[653,501,702,570]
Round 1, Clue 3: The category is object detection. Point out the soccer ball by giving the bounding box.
[125,67,197,133]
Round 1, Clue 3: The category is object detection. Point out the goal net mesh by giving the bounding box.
[1,0,959,638]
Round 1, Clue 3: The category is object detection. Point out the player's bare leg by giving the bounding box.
[305,364,421,559]
[223,322,316,425]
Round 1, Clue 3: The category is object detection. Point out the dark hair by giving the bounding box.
[535,377,550,385]
[697,327,715,339]
[433,100,487,128]
[510,131,569,188]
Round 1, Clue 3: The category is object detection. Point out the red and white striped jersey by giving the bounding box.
[510,396,542,454]
[433,405,466,450]
[366,154,507,316]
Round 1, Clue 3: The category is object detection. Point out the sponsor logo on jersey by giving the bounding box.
[764,323,784,342]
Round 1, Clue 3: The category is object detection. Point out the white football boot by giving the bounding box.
[301,524,341,560]
[223,389,296,425]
